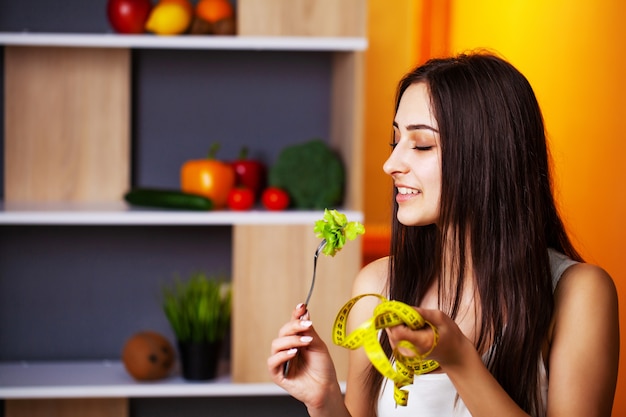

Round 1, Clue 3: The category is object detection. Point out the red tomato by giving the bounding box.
[262,187,290,211]
[227,188,255,211]
[107,0,152,34]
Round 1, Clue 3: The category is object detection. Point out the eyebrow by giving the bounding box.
[393,121,439,133]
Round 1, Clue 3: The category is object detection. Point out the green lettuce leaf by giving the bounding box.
[314,209,365,257]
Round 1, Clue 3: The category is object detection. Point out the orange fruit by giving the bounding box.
[159,0,193,17]
[196,0,234,23]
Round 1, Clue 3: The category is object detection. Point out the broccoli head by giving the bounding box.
[269,139,345,209]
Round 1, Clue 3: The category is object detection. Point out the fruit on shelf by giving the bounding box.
[160,0,193,16]
[196,0,234,22]
[107,0,152,34]
[191,0,236,35]
[122,331,175,381]
[145,1,193,35]
[261,187,290,211]
[227,187,255,211]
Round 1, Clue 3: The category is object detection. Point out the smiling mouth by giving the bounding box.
[397,187,420,195]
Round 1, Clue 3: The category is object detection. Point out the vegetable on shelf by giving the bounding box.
[231,146,266,200]
[124,188,214,211]
[269,139,345,209]
[180,143,235,209]
[314,208,365,257]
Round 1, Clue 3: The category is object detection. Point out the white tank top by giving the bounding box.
[376,249,578,417]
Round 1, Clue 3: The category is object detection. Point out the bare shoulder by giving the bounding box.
[551,261,619,356]
[352,256,390,296]
[554,262,618,308]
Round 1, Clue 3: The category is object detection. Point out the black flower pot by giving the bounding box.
[177,340,221,381]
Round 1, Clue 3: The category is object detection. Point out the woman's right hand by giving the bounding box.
[267,303,344,412]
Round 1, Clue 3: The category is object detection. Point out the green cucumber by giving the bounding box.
[124,188,214,211]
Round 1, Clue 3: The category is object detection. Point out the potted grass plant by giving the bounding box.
[163,272,232,381]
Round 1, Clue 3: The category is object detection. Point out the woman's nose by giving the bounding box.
[383,146,406,177]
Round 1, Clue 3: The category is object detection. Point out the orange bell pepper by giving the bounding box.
[180,144,235,209]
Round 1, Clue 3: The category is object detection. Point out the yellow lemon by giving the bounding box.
[145,3,192,35]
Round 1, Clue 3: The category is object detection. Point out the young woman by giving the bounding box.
[267,52,619,417]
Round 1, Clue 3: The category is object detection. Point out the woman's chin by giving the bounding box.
[396,210,437,228]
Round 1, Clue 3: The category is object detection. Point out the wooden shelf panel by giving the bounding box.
[0,33,367,51]
[4,46,131,203]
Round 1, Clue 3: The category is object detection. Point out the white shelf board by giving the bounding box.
[0,201,363,226]
[0,361,288,399]
[0,32,367,51]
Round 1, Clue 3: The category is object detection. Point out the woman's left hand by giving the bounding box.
[385,307,474,370]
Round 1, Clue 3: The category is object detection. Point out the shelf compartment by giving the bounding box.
[2,42,364,211]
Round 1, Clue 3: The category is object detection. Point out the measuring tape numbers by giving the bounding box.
[332,293,440,406]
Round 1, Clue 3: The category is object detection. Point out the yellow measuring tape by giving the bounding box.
[332,294,440,406]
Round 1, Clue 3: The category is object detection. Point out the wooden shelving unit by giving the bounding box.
[1,1,366,416]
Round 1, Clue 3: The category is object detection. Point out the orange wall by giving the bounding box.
[364,1,626,414]
[363,0,420,230]
[449,1,626,415]
[363,0,448,238]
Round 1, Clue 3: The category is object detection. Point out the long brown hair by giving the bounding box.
[365,52,582,416]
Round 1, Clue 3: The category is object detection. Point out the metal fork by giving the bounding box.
[303,239,327,307]
[283,239,327,376]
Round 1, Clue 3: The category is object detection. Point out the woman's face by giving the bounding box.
[383,82,442,227]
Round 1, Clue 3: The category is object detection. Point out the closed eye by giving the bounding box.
[389,144,433,151]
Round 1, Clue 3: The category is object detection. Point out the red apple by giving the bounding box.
[107,0,152,34]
